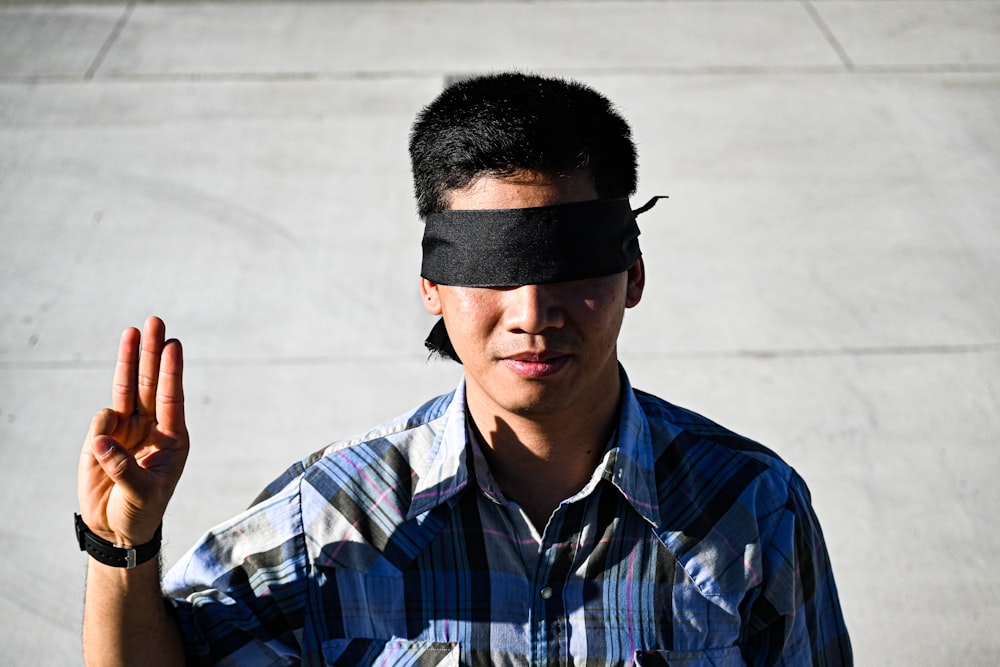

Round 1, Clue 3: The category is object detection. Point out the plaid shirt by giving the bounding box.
[164,372,851,666]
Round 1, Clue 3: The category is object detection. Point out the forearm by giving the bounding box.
[82,557,186,667]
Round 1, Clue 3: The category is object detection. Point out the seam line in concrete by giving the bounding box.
[631,343,1000,361]
[4,343,999,370]
[800,0,855,72]
[3,64,1000,86]
[83,0,135,80]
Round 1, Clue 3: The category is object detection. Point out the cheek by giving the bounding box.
[442,289,500,340]
[575,282,626,322]
[574,297,627,349]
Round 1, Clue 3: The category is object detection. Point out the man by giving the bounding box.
[77,72,852,665]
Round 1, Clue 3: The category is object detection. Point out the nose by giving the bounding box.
[503,284,565,334]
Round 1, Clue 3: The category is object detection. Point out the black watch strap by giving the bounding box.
[74,513,161,569]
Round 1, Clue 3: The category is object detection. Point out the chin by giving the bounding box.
[497,388,574,417]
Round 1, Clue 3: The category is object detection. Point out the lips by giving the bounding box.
[501,352,570,378]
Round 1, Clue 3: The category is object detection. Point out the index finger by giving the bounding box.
[111,327,140,416]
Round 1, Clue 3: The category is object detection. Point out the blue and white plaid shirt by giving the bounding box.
[164,372,851,666]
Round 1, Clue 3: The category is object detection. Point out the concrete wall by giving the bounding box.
[2,2,999,664]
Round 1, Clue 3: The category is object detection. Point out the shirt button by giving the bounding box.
[539,586,554,600]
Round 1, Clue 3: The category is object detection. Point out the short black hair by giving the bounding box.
[409,72,638,219]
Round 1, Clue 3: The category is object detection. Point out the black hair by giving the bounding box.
[409,72,638,219]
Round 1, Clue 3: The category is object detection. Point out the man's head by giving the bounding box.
[409,72,638,219]
[410,73,648,426]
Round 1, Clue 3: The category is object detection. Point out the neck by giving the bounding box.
[467,381,621,530]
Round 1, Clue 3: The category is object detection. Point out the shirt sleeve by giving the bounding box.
[743,470,853,666]
[162,476,310,666]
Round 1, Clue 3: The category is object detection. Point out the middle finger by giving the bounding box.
[136,316,166,417]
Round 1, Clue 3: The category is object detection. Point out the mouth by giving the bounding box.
[501,352,570,379]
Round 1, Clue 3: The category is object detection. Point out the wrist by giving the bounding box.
[75,513,162,569]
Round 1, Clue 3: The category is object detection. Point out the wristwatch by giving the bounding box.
[74,513,162,569]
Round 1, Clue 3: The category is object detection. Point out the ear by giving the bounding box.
[421,277,442,315]
[625,258,645,308]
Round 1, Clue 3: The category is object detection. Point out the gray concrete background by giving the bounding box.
[1,1,998,664]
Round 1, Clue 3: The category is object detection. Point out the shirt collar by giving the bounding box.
[407,378,473,520]
[407,371,661,529]
[602,370,661,529]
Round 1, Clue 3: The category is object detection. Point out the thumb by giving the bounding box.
[91,435,145,496]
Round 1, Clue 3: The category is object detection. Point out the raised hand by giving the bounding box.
[77,316,189,547]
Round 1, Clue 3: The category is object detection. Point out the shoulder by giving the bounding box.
[636,389,789,471]
[251,391,456,506]
[245,390,461,574]
[163,392,459,597]
[634,388,795,491]
[633,389,811,592]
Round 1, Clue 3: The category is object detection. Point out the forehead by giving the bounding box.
[445,170,598,212]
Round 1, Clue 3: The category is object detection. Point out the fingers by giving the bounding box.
[155,338,186,436]
[137,317,166,418]
[111,327,139,415]
[90,407,119,440]
[79,409,118,482]
[110,316,167,419]
[90,434,127,473]
[81,408,120,477]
